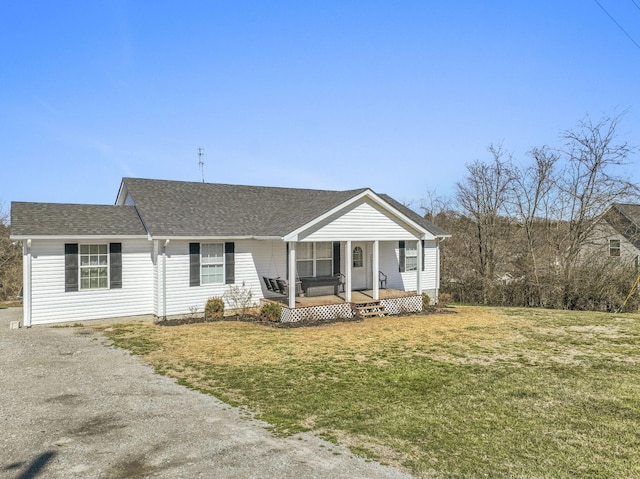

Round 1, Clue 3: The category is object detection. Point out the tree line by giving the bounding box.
[0,205,21,302]
[1,113,638,311]
[425,113,640,311]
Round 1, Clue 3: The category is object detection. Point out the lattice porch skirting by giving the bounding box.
[270,294,422,322]
[279,302,355,322]
[380,295,422,315]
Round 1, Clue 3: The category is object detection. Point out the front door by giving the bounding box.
[351,242,368,290]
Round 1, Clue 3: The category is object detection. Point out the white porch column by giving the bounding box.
[372,240,379,300]
[345,240,352,303]
[23,239,32,327]
[288,242,296,309]
[416,239,423,295]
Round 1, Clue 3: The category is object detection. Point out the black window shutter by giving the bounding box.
[109,243,122,289]
[399,241,406,273]
[333,241,341,275]
[65,243,79,292]
[286,243,289,280]
[225,242,235,284]
[189,243,200,287]
[421,239,425,272]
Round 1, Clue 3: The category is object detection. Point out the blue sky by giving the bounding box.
[2,1,639,213]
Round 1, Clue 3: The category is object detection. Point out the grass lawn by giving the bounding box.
[101,306,640,478]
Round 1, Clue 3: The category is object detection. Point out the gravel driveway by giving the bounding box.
[0,308,411,479]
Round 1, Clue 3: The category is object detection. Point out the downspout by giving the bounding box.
[23,239,32,327]
[163,239,170,319]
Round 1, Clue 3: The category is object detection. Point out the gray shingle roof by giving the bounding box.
[605,203,640,248]
[122,178,450,238]
[378,194,451,238]
[612,203,640,227]
[10,202,147,237]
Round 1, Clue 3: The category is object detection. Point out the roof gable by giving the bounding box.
[285,190,441,241]
[603,203,640,248]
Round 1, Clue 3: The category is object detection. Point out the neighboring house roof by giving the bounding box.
[603,203,640,249]
[10,202,147,238]
[120,177,450,239]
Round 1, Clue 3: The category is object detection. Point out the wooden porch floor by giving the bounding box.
[264,288,418,308]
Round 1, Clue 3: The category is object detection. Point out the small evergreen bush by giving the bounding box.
[421,293,432,310]
[260,302,282,322]
[204,297,225,320]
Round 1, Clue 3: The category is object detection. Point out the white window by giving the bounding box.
[405,241,418,271]
[296,242,314,277]
[609,239,621,257]
[353,246,363,268]
[80,244,109,289]
[296,242,333,277]
[202,243,224,284]
[316,242,333,276]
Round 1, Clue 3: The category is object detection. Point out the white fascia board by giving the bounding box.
[114,181,129,205]
[151,235,268,241]
[9,235,150,241]
[283,189,434,241]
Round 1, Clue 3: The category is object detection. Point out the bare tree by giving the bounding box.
[420,188,452,224]
[456,144,516,304]
[554,113,639,308]
[512,147,559,306]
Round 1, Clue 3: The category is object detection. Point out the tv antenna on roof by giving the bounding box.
[198,147,205,183]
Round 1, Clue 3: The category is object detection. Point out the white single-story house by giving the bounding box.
[10,178,450,326]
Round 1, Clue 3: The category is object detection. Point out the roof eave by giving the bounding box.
[9,234,150,241]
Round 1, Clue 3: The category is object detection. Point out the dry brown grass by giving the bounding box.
[102,306,640,478]
[106,306,524,368]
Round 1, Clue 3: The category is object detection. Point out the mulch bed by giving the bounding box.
[155,307,455,328]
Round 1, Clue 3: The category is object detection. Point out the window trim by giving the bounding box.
[353,246,364,268]
[296,242,334,277]
[404,240,418,272]
[609,239,621,257]
[201,242,225,285]
[79,243,110,290]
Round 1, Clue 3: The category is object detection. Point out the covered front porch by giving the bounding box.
[283,238,428,309]
[262,288,423,322]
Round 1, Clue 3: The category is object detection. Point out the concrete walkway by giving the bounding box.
[0,308,411,479]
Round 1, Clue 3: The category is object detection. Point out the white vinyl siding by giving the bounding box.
[28,239,153,324]
[300,198,426,241]
[379,240,438,292]
[163,239,276,316]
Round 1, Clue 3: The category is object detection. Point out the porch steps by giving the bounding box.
[351,300,388,318]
